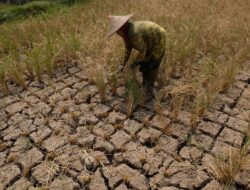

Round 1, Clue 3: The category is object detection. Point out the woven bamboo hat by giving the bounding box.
[107,13,133,37]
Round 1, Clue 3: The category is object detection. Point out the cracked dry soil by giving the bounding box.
[0,63,249,190]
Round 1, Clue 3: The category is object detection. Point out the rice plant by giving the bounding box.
[169,83,196,120]
[209,139,250,188]
[7,59,27,90]
[27,46,43,82]
[58,33,81,62]
[89,64,106,102]
[44,37,57,78]
[24,58,34,79]
[220,60,239,93]
[0,63,8,94]
[125,70,144,117]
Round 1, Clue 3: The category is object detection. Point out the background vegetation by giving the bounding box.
[0,0,86,23]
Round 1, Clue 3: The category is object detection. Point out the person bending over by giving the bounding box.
[107,14,166,97]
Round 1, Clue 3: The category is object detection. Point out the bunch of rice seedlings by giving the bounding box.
[1,55,27,90]
[58,33,81,62]
[169,83,196,120]
[8,63,27,90]
[210,140,250,188]
[190,58,223,127]
[89,64,106,102]
[125,70,144,117]
[44,37,56,78]
[26,46,43,82]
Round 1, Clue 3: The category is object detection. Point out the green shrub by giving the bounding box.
[0,1,54,23]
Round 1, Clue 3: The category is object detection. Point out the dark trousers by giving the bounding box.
[139,54,164,93]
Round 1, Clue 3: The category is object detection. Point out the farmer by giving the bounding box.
[107,13,166,97]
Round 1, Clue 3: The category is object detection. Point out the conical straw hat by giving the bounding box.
[107,13,133,37]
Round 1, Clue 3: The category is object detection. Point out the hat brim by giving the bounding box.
[106,14,133,37]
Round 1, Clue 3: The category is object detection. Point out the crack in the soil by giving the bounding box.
[194,178,213,190]
[176,131,193,154]
[99,165,112,190]
[235,182,249,190]
[106,152,114,164]
[3,171,22,190]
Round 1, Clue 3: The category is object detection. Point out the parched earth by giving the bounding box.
[0,63,249,190]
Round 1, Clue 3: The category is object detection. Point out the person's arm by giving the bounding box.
[130,43,151,69]
[122,41,132,67]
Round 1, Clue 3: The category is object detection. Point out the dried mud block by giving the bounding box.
[0,164,21,188]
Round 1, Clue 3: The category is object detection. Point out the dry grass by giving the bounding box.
[69,111,79,122]
[59,105,68,114]
[154,88,166,115]
[210,137,250,187]
[125,71,144,117]
[142,116,150,127]
[6,152,18,163]
[0,0,249,119]
[67,134,78,145]
[0,142,7,151]
[78,175,93,183]
[139,155,147,164]
[23,163,33,178]
[169,83,196,120]
[88,63,106,102]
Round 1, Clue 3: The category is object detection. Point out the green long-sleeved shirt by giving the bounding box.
[122,21,166,66]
